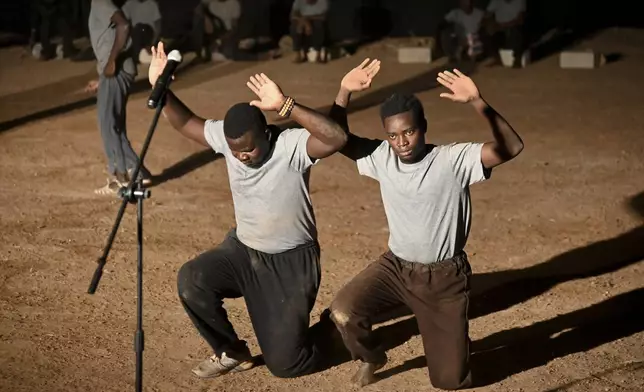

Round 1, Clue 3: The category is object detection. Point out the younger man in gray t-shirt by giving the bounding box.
[327,60,524,389]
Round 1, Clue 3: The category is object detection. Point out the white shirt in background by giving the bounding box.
[291,0,329,17]
[445,7,484,35]
[203,0,241,30]
[122,0,162,31]
[486,0,526,24]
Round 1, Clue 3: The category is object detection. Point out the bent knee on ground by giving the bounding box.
[430,370,472,391]
[177,261,198,301]
[329,297,357,327]
[263,350,319,379]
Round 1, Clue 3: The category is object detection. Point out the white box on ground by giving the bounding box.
[559,50,605,69]
[398,47,432,64]
[499,49,530,68]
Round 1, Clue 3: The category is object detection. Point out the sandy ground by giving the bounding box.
[1,28,643,392]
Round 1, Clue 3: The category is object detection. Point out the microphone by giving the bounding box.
[147,49,182,109]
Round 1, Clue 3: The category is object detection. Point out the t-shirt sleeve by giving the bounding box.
[446,142,491,186]
[291,0,302,13]
[149,1,162,22]
[231,1,241,19]
[445,9,457,22]
[94,0,119,24]
[121,1,133,19]
[203,119,227,154]
[280,128,317,172]
[356,140,388,180]
[317,0,329,14]
[486,0,499,12]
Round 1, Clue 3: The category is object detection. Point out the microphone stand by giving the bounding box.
[87,85,169,392]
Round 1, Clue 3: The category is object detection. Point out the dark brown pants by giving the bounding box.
[330,251,472,390]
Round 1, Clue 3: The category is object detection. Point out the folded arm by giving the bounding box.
[329,87,381,161]
[108,10,130,66]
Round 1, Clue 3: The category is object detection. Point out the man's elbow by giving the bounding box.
[116,23,130,36]
[513,140,525,157]
[333,131,349,151]
[505,140,524,160]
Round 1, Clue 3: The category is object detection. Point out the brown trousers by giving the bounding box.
[330,251,472,390]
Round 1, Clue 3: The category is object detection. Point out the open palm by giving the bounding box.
[341,58,381,93]
[149,42,168,86]
[246,73,286,111]
[437,69,480,103]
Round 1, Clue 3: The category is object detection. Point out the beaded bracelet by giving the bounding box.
[278,96,295,117]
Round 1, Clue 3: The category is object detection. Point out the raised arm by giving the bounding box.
[149,43,208,146]
[328,59,383,161]
[437,69,524,170]
[104,9,130,76]
[246,73,347,160]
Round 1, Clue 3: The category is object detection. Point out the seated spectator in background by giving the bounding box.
[156,0,204,59]
[122,0,162,64]
[198,0,241,61]
[290,0,328,63]
[485,0,526,68]
[440,0,484,63]
[29,0,78,60]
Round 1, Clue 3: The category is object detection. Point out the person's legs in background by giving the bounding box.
[309,19,326,63]
[506,26,525,68]
[191,3,211,62]
[290,20,307,63]
[130,23,155,64]
[440,23,461,63]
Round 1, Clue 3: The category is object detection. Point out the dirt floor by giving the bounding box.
[1,28,643,392]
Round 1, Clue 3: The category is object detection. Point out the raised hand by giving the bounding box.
[84,79,99,94]
[149,42,168,86]
[341,58,381,93]
[246,73,287,112]
[437,69,481,103]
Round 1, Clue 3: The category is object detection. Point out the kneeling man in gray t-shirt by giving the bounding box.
[327,60,524,389]
[147,43,348,379]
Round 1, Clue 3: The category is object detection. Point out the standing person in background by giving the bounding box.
[85,0,153,195]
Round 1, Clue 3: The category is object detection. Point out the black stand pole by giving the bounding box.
[87,87,168,392]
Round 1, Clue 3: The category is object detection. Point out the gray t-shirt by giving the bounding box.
[356,141,489,264]
[122,0,162,32]
[291,0,329,17]
[204,120,318,254]
[89,0,136,76]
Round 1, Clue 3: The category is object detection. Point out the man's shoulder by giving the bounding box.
[277,127,308,139]
[91,0,119,17]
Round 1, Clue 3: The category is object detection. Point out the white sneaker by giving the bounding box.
[211,51,228,62]
[191,352,254,378]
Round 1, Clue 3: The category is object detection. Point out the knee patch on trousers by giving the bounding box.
[329,307,350,326]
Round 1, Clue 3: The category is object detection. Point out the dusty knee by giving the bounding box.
[177,262,197,301]
[329,298,354,327]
